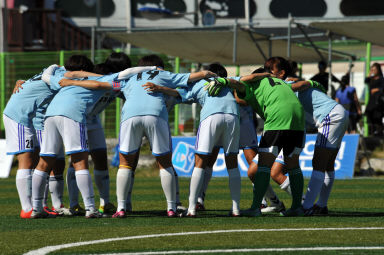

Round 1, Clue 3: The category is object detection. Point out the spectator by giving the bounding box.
[335,74,362,134]
[310,60,341,97]
[365,63,384,136]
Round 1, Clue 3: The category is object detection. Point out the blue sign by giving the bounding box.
[171,134,359,179]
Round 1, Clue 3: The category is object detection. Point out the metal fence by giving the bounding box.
[0,49,191,138]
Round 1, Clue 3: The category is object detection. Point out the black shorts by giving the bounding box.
[259,130,305,157]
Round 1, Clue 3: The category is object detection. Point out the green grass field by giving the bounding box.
[1,167,384,255]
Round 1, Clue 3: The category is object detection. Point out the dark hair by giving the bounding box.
[318,60,327,70]
[105,52,131,73]
[64,55,94,72]
[264,56,291,79]
[372,62,383,77]
[340,73,350,92]
[252,67,266,74]
[93,63,111,75]
[138,54,164,69]
[206,62,227,78]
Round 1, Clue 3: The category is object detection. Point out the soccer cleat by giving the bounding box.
[20,209,33,219]
[176,202,186,212]
[280,207,305,217]
[112,210,126,218]
[85,208,102,218]
[230,210,241,217]
[44,206,59,216]
[312,204,329,215]
[183,210,196,217]
[241,208,262,217]
[195,202,205,211]
[99,202,117,215]
[167,210,177,217]
[31,209,56,219]
[70,204,86,216]
[53,205,73,216]
[261,201,286,213]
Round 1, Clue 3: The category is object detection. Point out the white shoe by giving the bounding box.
[85,208,102,218]
[176,202,186,211]
[53,206,73,216]
[31,209,56,219]
[261,201,286,213]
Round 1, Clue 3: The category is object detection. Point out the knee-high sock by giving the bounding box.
[251,166,271,210]
[198,167,213,204]
[126,171,135,211]
[160,167,176,212]
[288,167,304,210]
[173,168,181,204]
[316,171,335,207]
[49,175,64,209]
[264,184,281,205]
[117,168,133,211]
[280,177,292,195]
[16,169,32,212]
[94,169,110,206]
[32,169,48,212]
[188,167,204,212]
[42,176,49,208]
[228,168,241,214]
[75,170,95,211]
[302,170,324,209]
[66,166,79,208]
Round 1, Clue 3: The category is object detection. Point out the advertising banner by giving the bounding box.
[171,134,359,179]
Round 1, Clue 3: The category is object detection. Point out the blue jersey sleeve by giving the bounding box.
[166,73,190,88]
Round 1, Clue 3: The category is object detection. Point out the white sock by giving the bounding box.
[49,175,64,209]
[316,171,335,207]
[198,167,213,204]
[94,169,110,206]
[173,169,181,204]
[126,171,135,211]
[303,170,325,209]
[75,170,95,211]
[32,169,48,212]
[43,176,49,207]
[280,177,292,195]
[188,167,204,212]
[265,184,280,205]
[66,166,79,208]
[117,168,133,211]
[228,168,241,214]
[262,197,268,207]
[16,169,32,212]
[160,167,176,211]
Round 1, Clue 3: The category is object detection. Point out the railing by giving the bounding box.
[4,8,91,51]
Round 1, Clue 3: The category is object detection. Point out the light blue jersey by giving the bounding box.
[177,78,239,122]
[118,70,190,122]
[45,73,116,124]
[4,69,62,130]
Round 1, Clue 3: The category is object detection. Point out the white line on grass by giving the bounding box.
[97,246,384,255]
[24,227,384,255]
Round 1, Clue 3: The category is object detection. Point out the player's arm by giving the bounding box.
[234,90,248,106]
[290,80,326,93]
[117,66,156,80]
[58,79,112,90]
[64,71,102,78]
[240,72,271,82]
[142,82,180,97]
[353,90,362,115]
[188,70,217,82]
[41,64,59,85]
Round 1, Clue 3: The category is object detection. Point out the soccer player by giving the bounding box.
[210,57,306,217]
[58,54,216,217]
[268,64,348,215]
[3,68,64,218]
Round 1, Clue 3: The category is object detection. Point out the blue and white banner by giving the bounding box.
[171,134,359,179]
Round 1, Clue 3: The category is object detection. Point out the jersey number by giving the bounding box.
[267,78,283,87]
[137,70,159,81]
[25,139,34,149]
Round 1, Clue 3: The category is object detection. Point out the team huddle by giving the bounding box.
[3,53,348,219]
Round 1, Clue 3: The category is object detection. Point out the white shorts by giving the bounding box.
[195,113,240,155]
[35,129,65,160]
[88,127,107,152]
[316,104,348,149]
[239,119,258,150]
[119,116,171,156]
[40,116,89,157]
[3,114,37,155]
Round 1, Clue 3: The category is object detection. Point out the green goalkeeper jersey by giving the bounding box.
[240,77,304,131]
